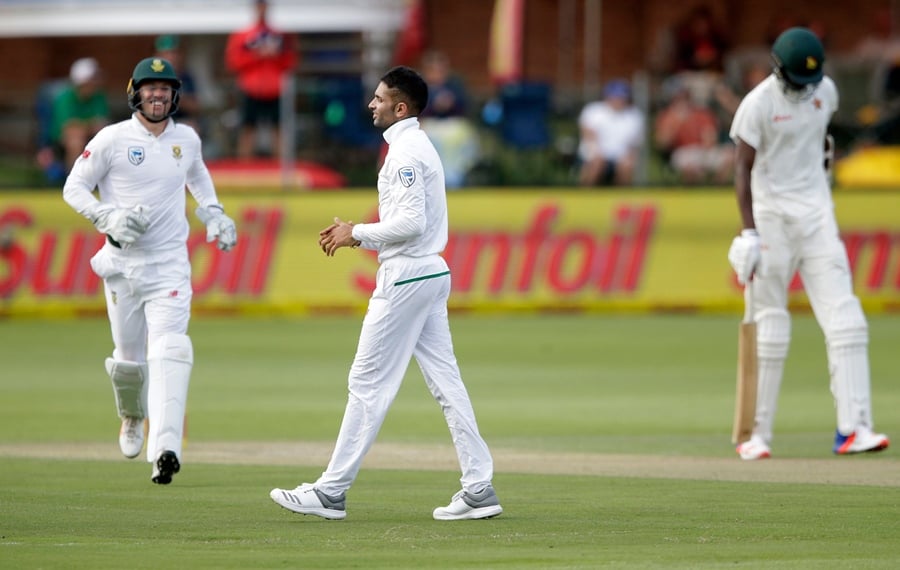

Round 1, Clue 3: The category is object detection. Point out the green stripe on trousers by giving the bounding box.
[393,271,451,286]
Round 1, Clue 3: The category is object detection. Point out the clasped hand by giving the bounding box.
[318,217,358,257]
[93,204,149,246]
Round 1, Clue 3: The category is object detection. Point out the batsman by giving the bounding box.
[727,27,889,460]
[63,57,237,483]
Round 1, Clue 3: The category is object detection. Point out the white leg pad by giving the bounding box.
[105,358,148,419]
[145,334,193,463]
[753,308,791,443]
[825,297,872,434]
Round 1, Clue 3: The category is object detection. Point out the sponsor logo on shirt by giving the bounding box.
[128,147,145,166]
[398,166,415,188]
[172,145,182,160]
[773,115,792,123]
[81,150,91,159]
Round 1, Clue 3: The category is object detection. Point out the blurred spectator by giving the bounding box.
[154,35,202,133]
[719,15,793,108]
[225,0,297,159]
[854,6,900,62]
[714,60,770,121]
[421,51,468,119]
[650,6,730,108]
[419,50,479,188]
[654,79,733,184]
[861,56,900,145]
[648,5,728,77]
[851,6,900,144]
[43,57,109,175]
[673,5,729,74]
[577,79,645,187]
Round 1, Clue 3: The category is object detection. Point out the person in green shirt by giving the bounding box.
[51,57,110,172]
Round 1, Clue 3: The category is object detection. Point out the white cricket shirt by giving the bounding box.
[729,74,838,221]
[352,117,448,262]
[63,114,221,253]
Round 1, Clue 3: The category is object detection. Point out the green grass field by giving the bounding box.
[1,314,898,569]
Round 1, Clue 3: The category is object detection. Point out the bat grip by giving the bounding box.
[743,280,754,324]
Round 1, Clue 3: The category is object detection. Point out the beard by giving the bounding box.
[779,80,818,103]
[141,97,171,122]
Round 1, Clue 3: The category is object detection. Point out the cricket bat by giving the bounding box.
[732,282,758,445]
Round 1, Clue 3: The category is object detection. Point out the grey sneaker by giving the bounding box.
[433,485,503,521]
[270,483,347,520]
[151,450,180,485]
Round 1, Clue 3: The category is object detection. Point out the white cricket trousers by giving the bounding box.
[94,245,192,360]
[316,254,495,497]
[751,209,874,440]
[93,244,193,461]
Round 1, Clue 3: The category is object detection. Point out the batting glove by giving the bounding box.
[92,204,149,246]
[728,229,761,285]
[196,204,237,252]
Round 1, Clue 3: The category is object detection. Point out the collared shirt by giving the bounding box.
[352,117,448,262]
[63,114,220,253]
[730,74,838,221]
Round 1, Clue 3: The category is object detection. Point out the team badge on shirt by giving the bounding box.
[398,166,415,188]
[128,146,145,166]
[172,145,182,160]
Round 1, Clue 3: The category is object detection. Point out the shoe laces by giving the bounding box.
[122,417,142,437]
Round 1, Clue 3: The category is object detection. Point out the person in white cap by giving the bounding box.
[577,79,645,186]
[50,57,110,173]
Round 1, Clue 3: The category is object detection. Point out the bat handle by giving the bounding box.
[743,280,754,324]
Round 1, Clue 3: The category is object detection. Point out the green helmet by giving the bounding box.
[127,57,181,118]
[771,27,825,88]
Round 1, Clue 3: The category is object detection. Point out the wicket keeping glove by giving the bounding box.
[92,204,149,246]
[728,229,761,285]
[196,204,237,252]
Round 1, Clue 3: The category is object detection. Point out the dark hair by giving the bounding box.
[380,66,429,115]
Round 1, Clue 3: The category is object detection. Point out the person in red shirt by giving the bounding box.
[225,0,297,159]
[654,81,733,184]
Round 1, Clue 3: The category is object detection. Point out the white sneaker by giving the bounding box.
[834,427,890,455]
[118,417,144,459]
[736,436,771,461]
[433,485,503,521]
[270,483,347,520]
